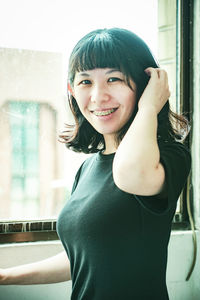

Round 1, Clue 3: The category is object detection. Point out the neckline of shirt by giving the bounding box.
[96,151,116,161]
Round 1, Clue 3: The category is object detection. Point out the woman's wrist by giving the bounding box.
[137,103,158,115]
[0,268,11,285]
[0,267,33,285]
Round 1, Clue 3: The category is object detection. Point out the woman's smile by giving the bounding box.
[92,107,118,116]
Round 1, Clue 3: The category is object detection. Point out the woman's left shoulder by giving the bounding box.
[159,140,191,172]
[159,139,190,154]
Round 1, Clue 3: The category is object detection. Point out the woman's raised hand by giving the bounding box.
[138,68,170,114]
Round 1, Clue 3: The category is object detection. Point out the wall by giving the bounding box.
[158,0,177,111]
[0,241,70,300]
[167,231,200,299]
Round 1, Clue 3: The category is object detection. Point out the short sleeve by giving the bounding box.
[70,154,94,194]
[135,141,191,214]
[71,162,85,194]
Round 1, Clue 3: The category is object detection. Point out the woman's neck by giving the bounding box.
[103,134,118,154]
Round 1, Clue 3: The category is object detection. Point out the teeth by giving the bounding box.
[93,108,115,116]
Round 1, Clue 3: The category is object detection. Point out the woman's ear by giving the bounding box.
[67,82,74,97]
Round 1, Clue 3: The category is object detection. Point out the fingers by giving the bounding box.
[145,67,167,79]
[143,67,171,105]
[156,69,168,82]
[145,67,159,77]
[145,68,169,88]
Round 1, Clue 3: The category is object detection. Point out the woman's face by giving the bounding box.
[72,68,137,139]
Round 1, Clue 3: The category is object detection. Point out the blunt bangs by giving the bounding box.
[68,30,132,85]
[68,28,158,97]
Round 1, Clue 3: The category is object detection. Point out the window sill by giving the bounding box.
[0,218,192,244]
[0,220,58,243]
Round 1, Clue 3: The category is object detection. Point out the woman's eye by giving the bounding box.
[79,79,91,85]
[108,77,122,82]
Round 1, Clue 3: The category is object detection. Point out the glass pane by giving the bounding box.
[24,128,38,150]
[24,177,39,199]
[0,0,178,221]
[9,112,24,127]
[11,177,24,202]
[11,152,24,175]
[11,128,23,150]
[24,103,39,126]
[25,152,39,174]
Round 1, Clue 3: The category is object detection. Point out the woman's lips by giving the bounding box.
[92,108,118,116]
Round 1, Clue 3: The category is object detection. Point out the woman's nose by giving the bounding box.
[90,84,110,104]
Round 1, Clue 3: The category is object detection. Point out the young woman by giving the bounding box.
[0,28,191,300]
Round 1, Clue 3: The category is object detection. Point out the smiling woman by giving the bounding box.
[55,28,191,300]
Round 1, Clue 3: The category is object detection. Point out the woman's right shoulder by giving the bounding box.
[72,153,98,190]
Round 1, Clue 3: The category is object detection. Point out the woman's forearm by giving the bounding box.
[115,105,160,171]
[0,251,71,285]
[113,106,165,195]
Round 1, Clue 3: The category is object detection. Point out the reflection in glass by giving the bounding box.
[9,101,39,218]
[0,0,166,221]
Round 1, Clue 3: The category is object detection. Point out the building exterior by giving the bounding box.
[0,48,66,219]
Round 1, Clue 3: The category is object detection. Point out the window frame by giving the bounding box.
[171,0,193,229]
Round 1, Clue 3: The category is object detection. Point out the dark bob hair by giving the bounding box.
[60,28,190,153]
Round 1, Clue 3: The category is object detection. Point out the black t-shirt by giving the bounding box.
[57,141,191,300]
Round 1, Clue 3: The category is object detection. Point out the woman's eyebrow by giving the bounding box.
[77,72,90,77]
[76,69,121,78]
[105,69,121,74]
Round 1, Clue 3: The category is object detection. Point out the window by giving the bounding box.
[158,0,193,228]
[9,101,39,218]
[0,0,192,242]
